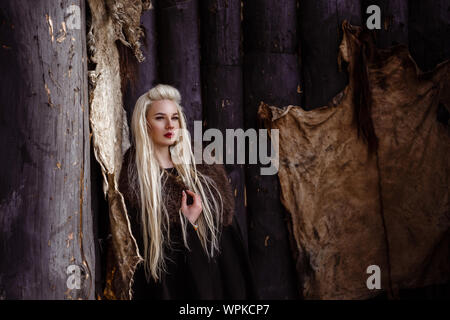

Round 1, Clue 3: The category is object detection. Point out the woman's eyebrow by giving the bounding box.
[153,112,179,116]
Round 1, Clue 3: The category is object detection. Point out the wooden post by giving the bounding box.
[243,0,301,299]
[0,1,94,299]
[199,0,248,249]
[409,1,450,72]
[299,0,361,108]
[155,0,202,137]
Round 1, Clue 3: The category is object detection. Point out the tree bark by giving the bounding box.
[0,0,94,299]
[243,0,300,299]
[200,0,248,249]
[299,0,361,108]
[155,0,202,136]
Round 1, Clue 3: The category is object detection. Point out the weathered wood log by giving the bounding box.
[409,0,450,72]
[200,0,241,66]
[243,53,302,126]
[201,66,247,247]
[243,53,301,299]
[360,0,408,48]
[0,0,94,299]
[155,0,202,136]
[200,0,248,249]
[299,0,361,108]
[243,0,301,299]
[243,0,298,54]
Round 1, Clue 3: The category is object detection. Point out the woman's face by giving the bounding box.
[146,99,180,148]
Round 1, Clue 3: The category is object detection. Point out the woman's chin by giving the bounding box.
[157,140,176,147]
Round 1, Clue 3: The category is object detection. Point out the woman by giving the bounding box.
[119,84,257,299]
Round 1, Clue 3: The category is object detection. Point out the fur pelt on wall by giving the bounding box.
[86,0,152,300]
[258,21,450,299]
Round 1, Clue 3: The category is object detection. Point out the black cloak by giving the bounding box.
[119,147,258,300]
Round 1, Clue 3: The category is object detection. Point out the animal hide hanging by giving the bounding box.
[258,21,450,300]
[87,0,152,299]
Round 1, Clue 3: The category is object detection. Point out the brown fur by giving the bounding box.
[119,147,235,227]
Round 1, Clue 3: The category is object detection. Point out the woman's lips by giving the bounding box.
[164,133,173,138]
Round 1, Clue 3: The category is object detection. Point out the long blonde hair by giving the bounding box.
[130,84,223,282]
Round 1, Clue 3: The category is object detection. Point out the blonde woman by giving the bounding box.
[119,84,257,299]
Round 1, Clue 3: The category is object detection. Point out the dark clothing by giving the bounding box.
[119,149,258,300]
[131,216,257,300]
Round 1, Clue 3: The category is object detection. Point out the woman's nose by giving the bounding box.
[166,120,174,129]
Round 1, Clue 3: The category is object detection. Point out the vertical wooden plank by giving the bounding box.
[409,1,450,72]
[243,0,298,54]
[156,0,202,137]
[299,0,361,108]
[201,66,248,247]
[243,0,301,299]
[0,0,94,299]
[200,0,248,249]
[200,0,241,66]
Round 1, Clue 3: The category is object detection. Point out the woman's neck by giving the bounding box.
[154,145,174,169]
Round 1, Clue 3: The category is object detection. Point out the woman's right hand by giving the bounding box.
[181,190,202,226]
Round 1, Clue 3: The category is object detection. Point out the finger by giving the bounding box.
[184,190,196,197]
[193,195,202,210]
[181,190,188,212]
[185,190,202,203]
[184,190,198,206]
[188,191,203,207]
[195,194,202,207]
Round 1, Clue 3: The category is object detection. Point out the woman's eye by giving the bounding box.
[172,117,179,120]
[155,117,164,120]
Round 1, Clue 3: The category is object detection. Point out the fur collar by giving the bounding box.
[119,147,235,227]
